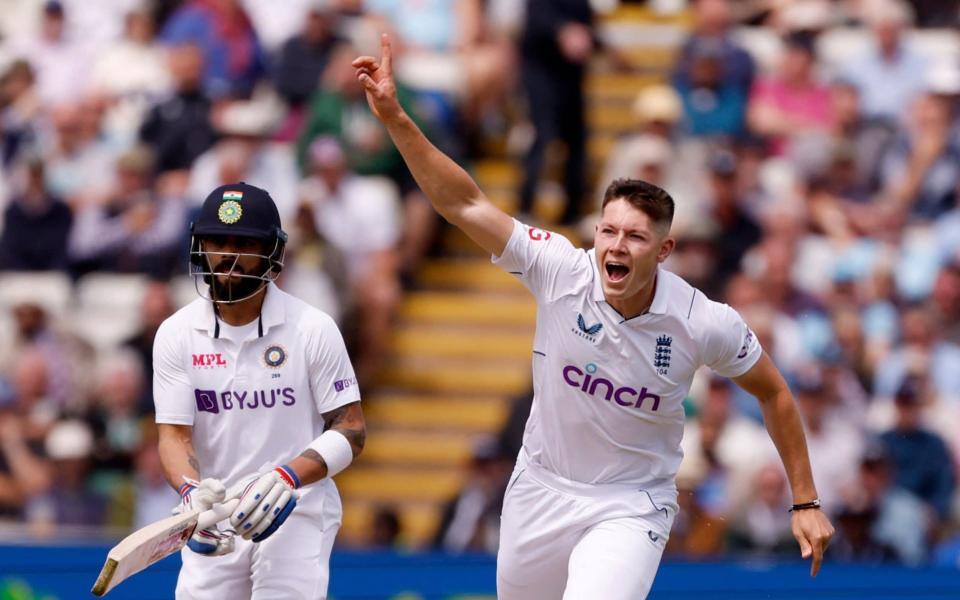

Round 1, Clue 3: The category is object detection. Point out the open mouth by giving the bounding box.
[605,261,630,283]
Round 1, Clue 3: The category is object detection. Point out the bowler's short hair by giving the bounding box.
[601,178,674,233]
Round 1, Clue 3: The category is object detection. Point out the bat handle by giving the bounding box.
[197,498,239,530]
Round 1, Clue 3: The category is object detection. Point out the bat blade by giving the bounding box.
[90,493,241,595]
[91,510,201,596]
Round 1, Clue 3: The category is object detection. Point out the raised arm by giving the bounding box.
[352,34,514,257]
[733,353,834,576]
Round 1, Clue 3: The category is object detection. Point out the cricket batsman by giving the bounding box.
[153,182,365,599]
[353,35,833,599]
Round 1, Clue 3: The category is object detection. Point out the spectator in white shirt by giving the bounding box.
[300,136,402,385]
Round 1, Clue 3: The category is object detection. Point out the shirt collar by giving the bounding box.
[588,249,668,315]
[190,282,285,337]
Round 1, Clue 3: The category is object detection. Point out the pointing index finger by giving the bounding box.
[380,33,393,76]
[810,539,824,577]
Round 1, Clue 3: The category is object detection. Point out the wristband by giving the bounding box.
[307,430,353,478]
[788,499,821,512]
[275,464,301,489]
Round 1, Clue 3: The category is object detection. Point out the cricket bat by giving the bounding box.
[91,497,240,596]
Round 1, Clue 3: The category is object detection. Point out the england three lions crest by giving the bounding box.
[654,335,672,374]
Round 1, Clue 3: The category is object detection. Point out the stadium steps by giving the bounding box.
[362,394,509,432]
[335,3,687,549]
[359,430,478,467]
[337,467,464,504]
[389,325,533,361]
[416,260,526,292]
[375,357,530,396]
[398,291,535,325]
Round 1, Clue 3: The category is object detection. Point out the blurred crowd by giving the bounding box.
[0,0,957,568]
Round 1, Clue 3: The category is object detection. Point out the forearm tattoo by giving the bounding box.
[188,453,200,473]
[299,448,327,467]
[321,401,366,456]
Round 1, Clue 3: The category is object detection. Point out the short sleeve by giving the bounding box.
[702,302,762,378]
[306,313,361,415]
[491,219,590,302]
[153,319,196,425]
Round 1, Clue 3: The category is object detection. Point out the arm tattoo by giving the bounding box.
[299,448,328,470]
[188,453,200,473]
[322,401,366,456]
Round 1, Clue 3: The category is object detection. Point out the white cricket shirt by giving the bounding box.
[153,283,360,512]
[493,220,762,508]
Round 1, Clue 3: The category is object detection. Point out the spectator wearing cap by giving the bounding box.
[879,377,955,522]
[835,442,929,565]
[597,85,704,229]
[878,73,960,221]
[299,136,402,385]
[160,0,266,99]
[69,145,187,278]
[748,31,833,155]
[0,159,72,271]
[139,44,216,175]
[25,419,106,528]
[843,0,928,122]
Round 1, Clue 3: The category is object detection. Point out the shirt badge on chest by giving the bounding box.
[263,345,287,369]
[571,312,603,344]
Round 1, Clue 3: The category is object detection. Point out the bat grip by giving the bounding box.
[197,498,239,530]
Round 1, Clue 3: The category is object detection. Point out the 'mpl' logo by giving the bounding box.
[192,353,227,368]
[562,363,661,411]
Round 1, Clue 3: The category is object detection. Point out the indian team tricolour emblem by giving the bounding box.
[218,200,242,224]
[263,345,287,368]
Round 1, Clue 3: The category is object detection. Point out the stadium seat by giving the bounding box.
[71,275,148,350]
[0,271,72,316]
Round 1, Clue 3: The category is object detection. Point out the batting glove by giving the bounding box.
[176,477,236,556]
[229,465,300,542]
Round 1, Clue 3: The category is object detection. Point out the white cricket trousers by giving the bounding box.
[497,460,676,600]
[176,493,341,600]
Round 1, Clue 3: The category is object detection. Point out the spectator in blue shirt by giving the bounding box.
[879,377,956,521]
[160,0,265,99]
[844,0,929,122]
